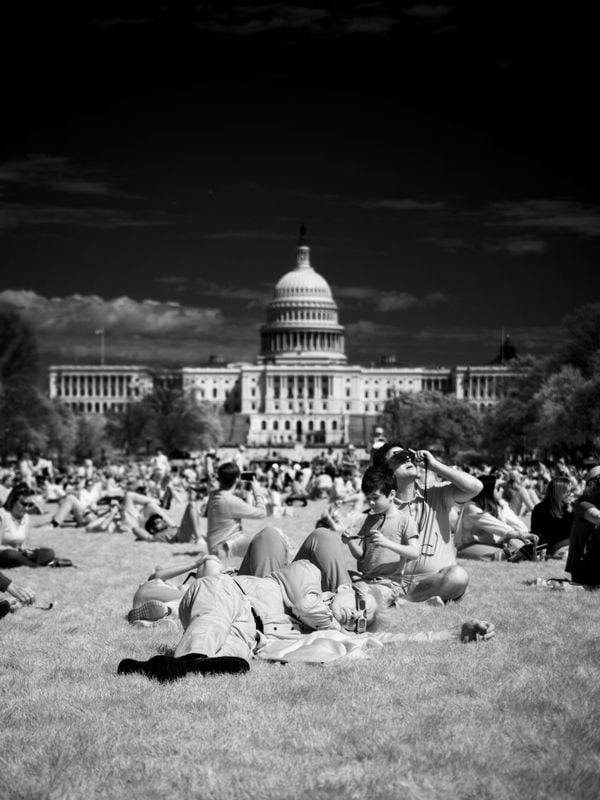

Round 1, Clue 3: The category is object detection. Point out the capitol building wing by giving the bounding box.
[48,230,518,447]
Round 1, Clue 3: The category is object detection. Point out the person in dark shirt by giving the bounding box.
[531,477,575,558]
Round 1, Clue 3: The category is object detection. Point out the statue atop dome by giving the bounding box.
[298,223,307,246]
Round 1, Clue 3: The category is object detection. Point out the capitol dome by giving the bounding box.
[259,227,347,364]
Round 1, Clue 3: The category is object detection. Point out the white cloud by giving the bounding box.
[490,199,600,237]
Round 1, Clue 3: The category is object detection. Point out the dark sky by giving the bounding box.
[1,2,598,369]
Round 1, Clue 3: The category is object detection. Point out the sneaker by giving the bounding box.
[0,600,11,620]
[117,654,250,682]
[127,600,170,624]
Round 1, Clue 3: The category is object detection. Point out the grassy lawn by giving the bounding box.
[2,500,599,800]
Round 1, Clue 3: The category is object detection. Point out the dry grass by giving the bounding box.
[2,499,600,800]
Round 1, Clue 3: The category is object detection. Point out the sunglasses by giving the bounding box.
[389,450,416,466]
[355,594,368,634]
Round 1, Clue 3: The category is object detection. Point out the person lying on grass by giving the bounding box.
[118,527,495,682]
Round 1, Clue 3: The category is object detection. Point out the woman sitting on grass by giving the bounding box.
[531,477,575,559]
[118,525,496,682]
[0,484,55,569]
[454,475,538,561]
[566,466,600,587]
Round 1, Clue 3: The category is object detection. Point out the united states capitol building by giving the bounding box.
[48,231,519,447]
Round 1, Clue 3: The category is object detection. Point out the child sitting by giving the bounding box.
[342,466,420,584]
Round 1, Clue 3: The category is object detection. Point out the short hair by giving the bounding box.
[361,466,395,496]
[217,461,240,489]
[372,440,404,467]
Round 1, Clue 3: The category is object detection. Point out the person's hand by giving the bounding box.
[7,582,36,604]
[460,619,495,643]
[370,532,392,549]
[251,479,261,494]
[523,532,538,544]
[414,450,437,468]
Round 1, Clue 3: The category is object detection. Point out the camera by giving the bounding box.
[240,471,254,482]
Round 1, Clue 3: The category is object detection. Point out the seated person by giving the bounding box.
[118,525,495,681]
[454,475,537,561]
[341,465,419,583]
[0,570,35,618]
[206,462,267,557]
[0,485,55,568]
[51,478,103,528]
[566,466,600,586]
[531,477,574,558]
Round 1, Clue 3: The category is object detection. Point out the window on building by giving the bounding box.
[285,420,290,430]
[261,420,267,430]
[332,421,338,430]
[273,421,279,431]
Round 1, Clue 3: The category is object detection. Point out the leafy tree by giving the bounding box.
[0,307,39,389]
[382,391,482,459]
[558,302,600,378]
[107,385,222,455]
[480,356,549,460]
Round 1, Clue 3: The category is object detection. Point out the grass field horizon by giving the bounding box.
[2,499,599,800]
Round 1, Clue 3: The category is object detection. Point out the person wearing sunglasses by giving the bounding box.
[118,526,495,681]
[566,466,600,586]
[0,484,55,568]
[383,448,483,603]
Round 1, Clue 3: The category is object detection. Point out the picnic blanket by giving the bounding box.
[255,628,434,665]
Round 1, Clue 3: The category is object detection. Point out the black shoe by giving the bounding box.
[117,654,250,682]
[0,600,11,620]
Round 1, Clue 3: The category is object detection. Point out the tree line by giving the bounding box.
[1,303,598,464]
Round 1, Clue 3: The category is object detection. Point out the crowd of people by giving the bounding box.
[1,442,599,680]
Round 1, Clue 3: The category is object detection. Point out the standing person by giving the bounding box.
[385,449,482,601]
[0,485,55,568]
[207,462,267,557]
[566,466,600,586]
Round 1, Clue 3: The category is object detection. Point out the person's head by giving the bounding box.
[372,440,405,467]
[4,484,35,517]
[582,466,600,502]
[330,584,378,632]
[217,461,240,490]
[473,475,502,516]
[386,448,418,485]
[144,514,169,535]
[361,466,396,513]
[543,476,574,518]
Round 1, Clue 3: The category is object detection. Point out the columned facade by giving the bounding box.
[48,230,519,445]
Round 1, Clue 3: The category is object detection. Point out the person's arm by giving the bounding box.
[369,533,419,560]
[376,619,495,644]
[579,501,600,526]
[416,451,483,503]
[369,515,420,561]
[226,485,267,520]
[148,556,215,581]
[466,506,530,545]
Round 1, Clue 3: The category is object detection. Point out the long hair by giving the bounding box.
[3,483,33,513]
[472,475,500,518]
[542,477,572,519]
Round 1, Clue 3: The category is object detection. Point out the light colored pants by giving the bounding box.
[175,574,257,660]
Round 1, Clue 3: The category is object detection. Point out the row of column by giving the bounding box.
[467,374,505,399]
[266,374,333,400]
[58,373,133,398]
[264,331,344,353]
